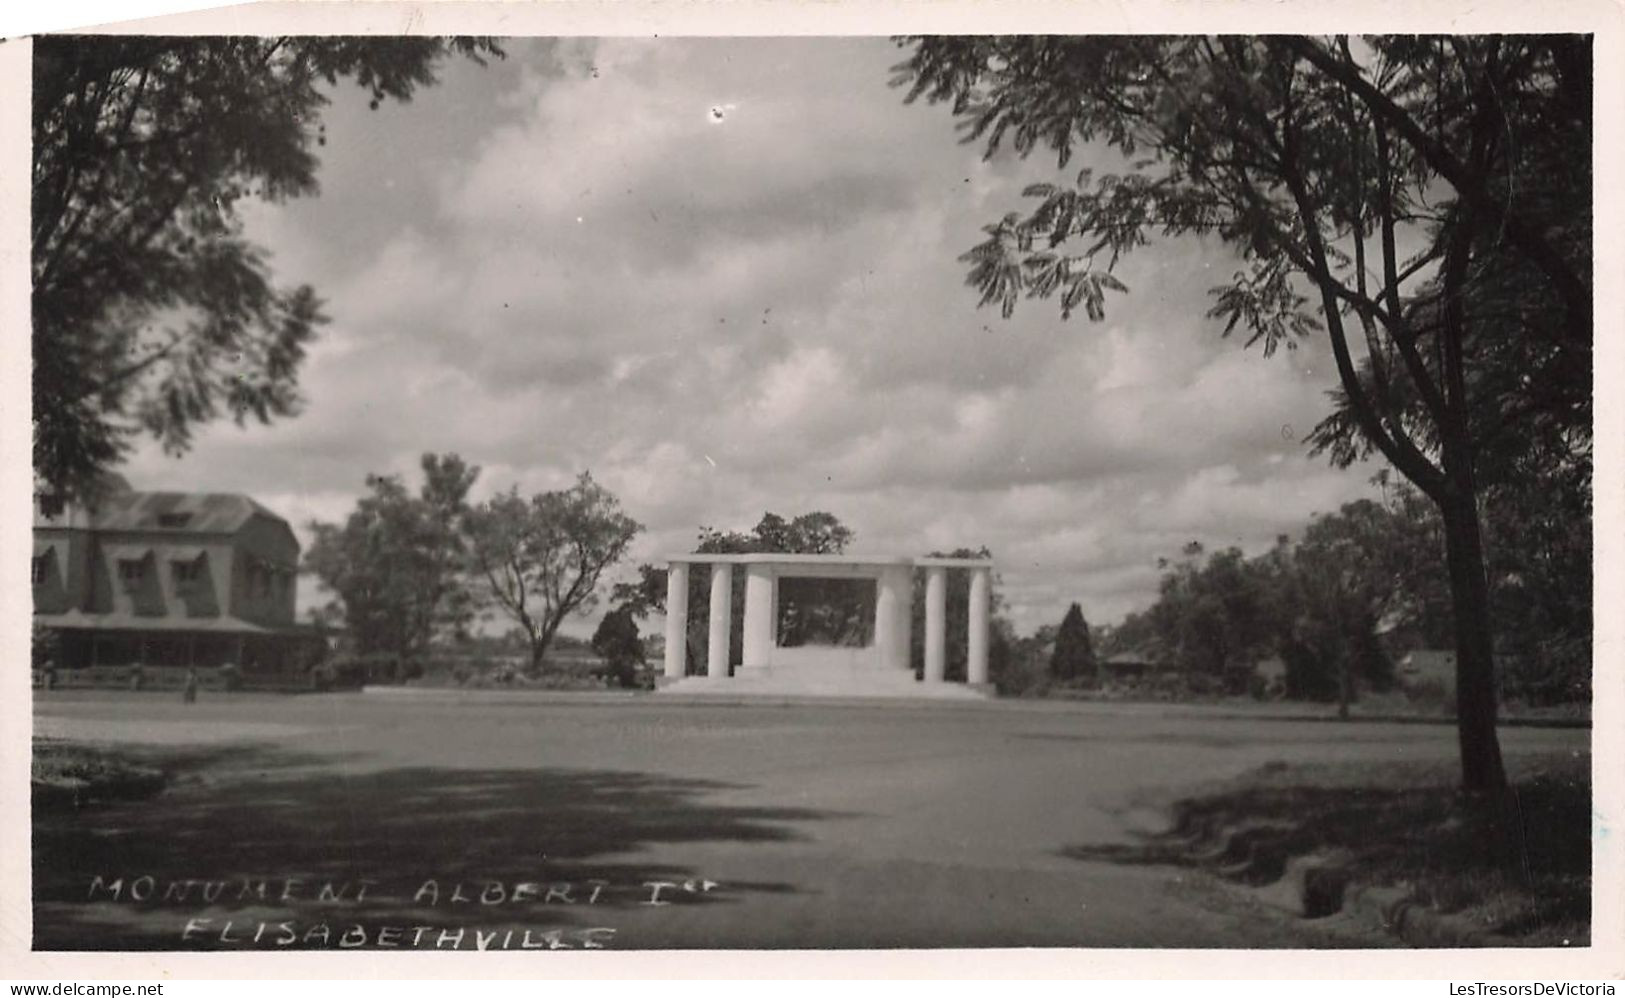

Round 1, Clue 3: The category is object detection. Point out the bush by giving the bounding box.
[594,656,654,690]
[218,662,242,692]
[1246,672,1270,700]
[309,656,368,691]
[318,653,407,687]
[992,648,1050,697]
[33,743,167,809]
[1405,677,1454,713]
[333,657,371,688]
[1500,639,1591,707]
[1284,643,1339,702]
[1183,671,1226,697]
[32,623,61,670]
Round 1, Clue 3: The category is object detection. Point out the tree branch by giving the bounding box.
[1282,35,1590,346]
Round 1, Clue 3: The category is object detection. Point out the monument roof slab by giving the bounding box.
[663,553,993,569]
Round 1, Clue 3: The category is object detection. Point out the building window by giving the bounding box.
[31,556,48,585]
[117,559,146,584]
[172,559,202,586]
[245,561,271,597]
[158,512,193,528]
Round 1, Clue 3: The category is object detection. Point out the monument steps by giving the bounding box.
[658,666,990,700]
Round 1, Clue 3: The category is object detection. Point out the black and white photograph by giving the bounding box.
[4,0,1620,976]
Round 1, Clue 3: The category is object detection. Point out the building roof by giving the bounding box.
[34,490,287,534]
[1402,649,1457,666]
[1101,642,1159,663]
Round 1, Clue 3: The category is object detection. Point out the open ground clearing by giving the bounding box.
[32,691,1587,950]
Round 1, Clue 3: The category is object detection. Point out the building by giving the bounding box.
[1252,654,1289,688]
[1397,649,1457,693]
[657,553,993,699]
[32,483,324,677]
[1098,646,1161,682]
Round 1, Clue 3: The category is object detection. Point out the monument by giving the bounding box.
[657,554,993,699]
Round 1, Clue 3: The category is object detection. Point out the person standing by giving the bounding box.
[182,666,199,704]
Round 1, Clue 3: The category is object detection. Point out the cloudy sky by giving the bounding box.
[120,36,1380,638]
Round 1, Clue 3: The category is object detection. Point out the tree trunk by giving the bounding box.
[530,620,561,676]
[1337,649,1352,721]
[1440,490,1508,794]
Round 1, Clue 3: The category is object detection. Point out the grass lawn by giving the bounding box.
[1078,750,1591,945]
[32,740,169,810]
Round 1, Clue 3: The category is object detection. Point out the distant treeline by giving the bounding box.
[1096,477,1589,706]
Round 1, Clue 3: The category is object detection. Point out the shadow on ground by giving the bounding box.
[1057,755,1591,945]
[34,742,835,950]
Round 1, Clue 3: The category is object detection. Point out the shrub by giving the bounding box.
[1246,673,1270,700]
[1406,677,1454,713]
[32,623,61,670]
[309,656,369,690]
[33,743,166,810]
[594,657,640,689]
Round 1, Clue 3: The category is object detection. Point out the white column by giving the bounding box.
[707,563,733,678]
[769,574,780,647]
[967,566,991,686]
[923,566,947,683]
[874,566,912,673]
[663,562,689,678]
[742,564,775,669]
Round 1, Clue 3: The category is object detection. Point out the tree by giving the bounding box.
[1049,603,1097,684]
[1145,543,1276,688]
[894,36,1591,792]
[465,473,643,673]
[1373,471,1591,707]
[303,453,480,665]
[1481,471,1592,706]
[32,36,503,500]
[590,606,647,689]
[1289,500,1413,716]
[997,620,1051,696]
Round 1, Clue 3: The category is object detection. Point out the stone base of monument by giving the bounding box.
[656,664,991,700]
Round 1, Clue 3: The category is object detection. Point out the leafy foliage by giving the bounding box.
[302,453,480,664]
[894,35,1591,790]
[465,473,643,673]
[590,606,648,689]
[32,36,503,499]
[1102,483,1587,707]
[1048,603,1097,683]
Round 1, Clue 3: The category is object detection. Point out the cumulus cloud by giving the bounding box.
[121,36,1379,637]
